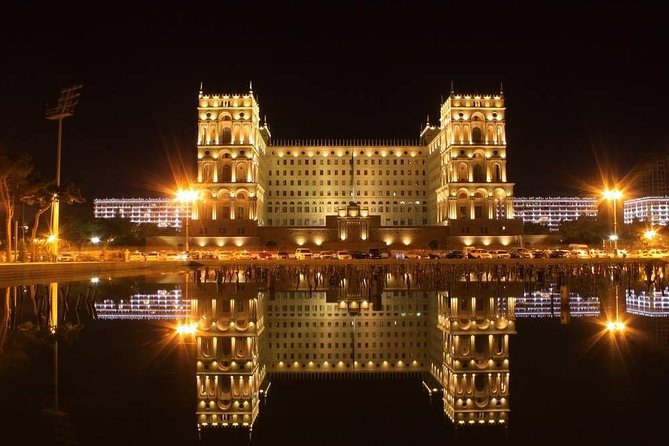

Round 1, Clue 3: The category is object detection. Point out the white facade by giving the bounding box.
[94,198,186,227]
[624,197,669,226]
[513,197,598,231]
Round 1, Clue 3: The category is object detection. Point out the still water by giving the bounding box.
[1,262,668,445]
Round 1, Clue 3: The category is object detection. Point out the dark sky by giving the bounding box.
[1,0,667,201]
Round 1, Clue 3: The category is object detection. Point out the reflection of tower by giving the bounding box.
[435,293,516,425]
[193,276,266,430]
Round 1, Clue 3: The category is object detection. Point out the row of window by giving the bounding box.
[275,352,424,360]
[273,158,426,166]
[271,169,427,177]
[267,205,427,214]
[267,190,426,198]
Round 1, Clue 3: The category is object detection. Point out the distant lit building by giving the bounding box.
[623,196,669,226]
[513,197,598,231]
[635,154,669,197]
[93,198,186,227]
[514,292,600,317]
[95,289,189,319]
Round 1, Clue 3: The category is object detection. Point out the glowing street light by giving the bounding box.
[176,321,197,336]
[603,188,623,253]
[46,84,83,262]
[644,229,657,242]
[175,189,198,256]
[90,236,101,245]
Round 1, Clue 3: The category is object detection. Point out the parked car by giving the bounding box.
[145,251,161,261]
[444,250,465,259]
[351,251,369,259]
[128,251,145,261]
[257,251,274,260]
[319,250,336,259]
[217,251,232,260]
[406,250,426,259]
[510,248,533,258]
[165,251,186,261]
[337,250,352,260]
[490,250,511,259]
[57,252,78,262]
[295,248,313,260]
[277,251,290,259]
[368,248,390,259]
[469,249,492,259]
[233,250,253,260]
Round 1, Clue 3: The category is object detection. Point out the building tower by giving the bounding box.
[195,84,270,236]
[425,88,515,233]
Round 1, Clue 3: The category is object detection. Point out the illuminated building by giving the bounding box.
[635,153,669,197]
[95,289,189,319]
[434,293,515,425]
[189,84,520,248]
[626,290,669,352]
[623,196,669,226]
[513,197,598,231]
[94,198,185,227]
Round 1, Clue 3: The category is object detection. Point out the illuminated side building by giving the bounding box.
[434,293,516,425]
[93,198,185,227]
[513,197,598,231]
[624,197,669,226]
[626,290,669,352]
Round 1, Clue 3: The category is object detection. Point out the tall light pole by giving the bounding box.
[46,84,83,262]
[603,189,622,253]
[176,189,198,256]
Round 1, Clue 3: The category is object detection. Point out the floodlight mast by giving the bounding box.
[46,84,82,261]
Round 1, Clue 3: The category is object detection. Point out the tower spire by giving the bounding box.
[249,80,253,94]
[500,81,504,95]
[199,81,203,98]
[450,80,454,94]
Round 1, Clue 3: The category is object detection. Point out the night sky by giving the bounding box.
[1,1,668,202]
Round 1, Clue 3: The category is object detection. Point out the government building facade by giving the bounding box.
[185,83,520,249]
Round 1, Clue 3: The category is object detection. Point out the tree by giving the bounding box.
[0,154,33,262]
[522,222,551,235]
[21,181,85,261]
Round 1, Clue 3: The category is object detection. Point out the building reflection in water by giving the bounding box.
[185,266,518,433]
[434,292,515,425]
[95,289,190,319]
[626,289,669,352]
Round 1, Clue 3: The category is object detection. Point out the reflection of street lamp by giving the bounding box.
[644,229,657,246]
[339,299,370,371]
[176,189,198,256]
[603,189,623,253]
[606,285,625,333]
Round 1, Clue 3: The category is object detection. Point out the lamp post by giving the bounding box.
[176,189,198,257]
[46,84,83,262]
[603,189,622,254]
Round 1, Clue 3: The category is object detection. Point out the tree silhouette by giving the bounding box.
[0,154,33,262]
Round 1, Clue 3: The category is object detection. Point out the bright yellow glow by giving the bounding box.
[603,189,623,200]
[176,321,197,336]
[644,230,657,240]
[606,320,625,332]
[47,234,57,243]
[176,189,198,202]
[609,234,619,241]
[90,236,100,244]
[90,277,99,284]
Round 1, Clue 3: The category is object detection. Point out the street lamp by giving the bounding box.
[46,84,83,262]
[603,189,623,254]
[176,189,198,256]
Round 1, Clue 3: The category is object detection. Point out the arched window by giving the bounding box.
[221,164,232,182]
[493,164,501,182]
[222,128,232,144]
[203,164,212,182]
[458,164,468,182]
[473,164,484,182]
[472,127,482,144]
